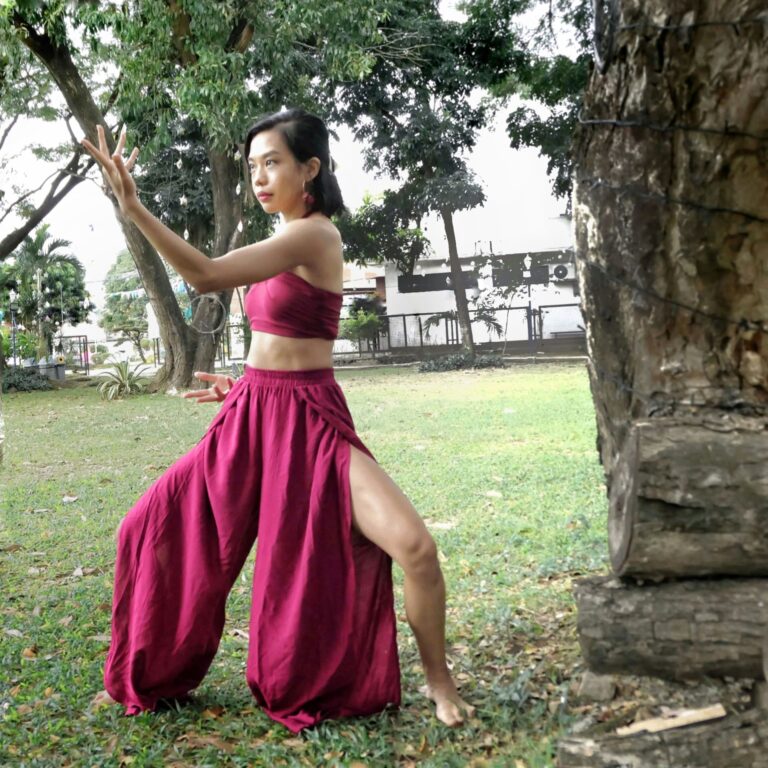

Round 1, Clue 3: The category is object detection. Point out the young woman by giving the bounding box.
[82,109,474,731]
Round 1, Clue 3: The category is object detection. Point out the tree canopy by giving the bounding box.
[463,0,593,205]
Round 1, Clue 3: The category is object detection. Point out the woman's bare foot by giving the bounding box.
[90,689,117,710]
[422,678,476,726]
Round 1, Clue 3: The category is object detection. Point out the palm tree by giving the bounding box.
[9,224,84,359]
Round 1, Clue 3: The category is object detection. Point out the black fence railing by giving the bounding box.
[206,304,584,365]
[57,335,90,376]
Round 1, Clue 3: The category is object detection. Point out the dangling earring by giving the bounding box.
[302,179,316,208]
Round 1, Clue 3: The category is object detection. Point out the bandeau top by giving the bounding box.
[244,270,343,340]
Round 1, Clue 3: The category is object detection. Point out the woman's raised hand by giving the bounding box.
[182,371,237,404]
[80,124,140,216]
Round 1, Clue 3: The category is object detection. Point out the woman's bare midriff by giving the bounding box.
[245,330,334,371]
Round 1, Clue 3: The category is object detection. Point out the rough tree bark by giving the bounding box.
[573,0,768,478]
[574,575,768,680]
[571,0,768,675]
[609,416,768,577]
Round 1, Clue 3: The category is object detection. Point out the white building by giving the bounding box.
[379,216,582,351]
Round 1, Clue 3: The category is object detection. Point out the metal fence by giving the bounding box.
[361,304,582,353]
[57,335,90,376]
[209,303,584,365]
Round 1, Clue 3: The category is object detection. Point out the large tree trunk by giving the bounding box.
[558,709,768,768]
[440,207,476,356]
[609,416,768,578]
[574,0,768,479]
[574,576,767,680]
[571,0,768,680]
[186,146,246,377]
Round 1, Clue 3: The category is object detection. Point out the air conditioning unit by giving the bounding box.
[548,263,576,281]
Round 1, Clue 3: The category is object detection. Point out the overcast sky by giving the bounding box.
[0,1,574,334]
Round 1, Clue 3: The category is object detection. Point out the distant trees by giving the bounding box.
[100,250,148,362]
[0,224,91,359]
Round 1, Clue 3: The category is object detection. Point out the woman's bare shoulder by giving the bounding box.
[283,215,341,257]
[288,216,343,289]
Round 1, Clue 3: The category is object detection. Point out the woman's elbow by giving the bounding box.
[193,268,218,294]
[193,277,212,293]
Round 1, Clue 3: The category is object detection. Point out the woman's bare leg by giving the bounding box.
[348,443,475,726]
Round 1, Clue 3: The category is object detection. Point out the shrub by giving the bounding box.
[1,331,40,361]
[97,360,150,400]
[2,367,52,393]
[339,309,385,350]
[418,351,507,372]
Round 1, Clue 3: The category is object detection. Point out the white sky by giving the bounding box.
[0,1,574,336]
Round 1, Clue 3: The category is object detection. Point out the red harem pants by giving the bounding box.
[103,365,401,732]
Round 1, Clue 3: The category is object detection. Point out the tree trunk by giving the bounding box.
[574,575,767,680]
[440,207,475,356]
[557,709,768,768]
[187,146,245,375]
[573,0,768,481]
[571,0,768,680]
[609,416,768,578]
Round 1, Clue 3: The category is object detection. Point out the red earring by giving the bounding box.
[302,180,315,207]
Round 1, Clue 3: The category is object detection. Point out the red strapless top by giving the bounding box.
[244,270,343,340]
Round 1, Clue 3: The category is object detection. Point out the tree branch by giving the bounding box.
[225,18,254,53]
[0,115,20,153]
[167,0,197,66]
[0,156,93,259]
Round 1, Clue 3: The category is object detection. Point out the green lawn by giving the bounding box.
[0,363,607,767]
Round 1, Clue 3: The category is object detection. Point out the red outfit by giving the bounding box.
[104,270,401,731]
[246,270,342,339]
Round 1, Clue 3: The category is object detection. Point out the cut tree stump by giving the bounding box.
[557,708,768,768]
[575,576,768,679]
[608,418,768,579]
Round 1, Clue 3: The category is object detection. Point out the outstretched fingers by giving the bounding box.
[125,146,139,172]
[193,371,218,383]
[80,125,138,172]
[186,393,219,403]
[116,125,126,154]
[80,135,109,167]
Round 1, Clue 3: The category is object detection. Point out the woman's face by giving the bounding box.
[247,128,314,219]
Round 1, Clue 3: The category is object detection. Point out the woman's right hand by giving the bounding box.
[80,124,140,216]
[182,371,237,404]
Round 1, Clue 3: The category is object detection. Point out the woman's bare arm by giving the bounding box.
[81,125,333,292]
[126,199,335,293]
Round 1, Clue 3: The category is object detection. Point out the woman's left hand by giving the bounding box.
[182,371,237,404]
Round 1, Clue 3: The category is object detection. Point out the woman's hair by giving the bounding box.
[244,108,346,218]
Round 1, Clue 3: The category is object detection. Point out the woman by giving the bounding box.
[82,109,474,731]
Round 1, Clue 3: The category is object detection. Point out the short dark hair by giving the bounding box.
[244,108,346,218]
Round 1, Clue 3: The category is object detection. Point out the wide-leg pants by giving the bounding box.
[103,365,401,732]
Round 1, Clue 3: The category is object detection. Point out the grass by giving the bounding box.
[0,363,608,767]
